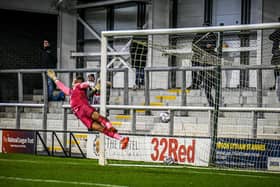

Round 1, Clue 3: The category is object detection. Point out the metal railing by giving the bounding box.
[0,68,129,106]
[62,104,280,138]
[144,65,280,108]
[101,23,280,37]
[0,68,129,141]
[0,103,45,129]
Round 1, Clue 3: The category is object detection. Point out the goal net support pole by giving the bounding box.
[99,34,108,166]
[210,30,224,165]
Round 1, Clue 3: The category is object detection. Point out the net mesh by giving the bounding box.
[25,26,279,170]
[102,27,280,170]
[130,38,148,87]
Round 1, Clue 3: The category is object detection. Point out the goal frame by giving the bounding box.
[99,22,280,166]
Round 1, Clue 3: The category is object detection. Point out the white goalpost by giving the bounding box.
[95,23,280,170]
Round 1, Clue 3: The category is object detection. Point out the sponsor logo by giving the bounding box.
[93,135,100,156]
[268,157,280,171]
[150,137,195,163]
[269,161,279,167]
[216,142,266,151]
[2,130,35,154]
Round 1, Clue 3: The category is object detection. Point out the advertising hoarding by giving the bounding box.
[87,134,211,166]
[2,130,35,154]
[215,138,280,170]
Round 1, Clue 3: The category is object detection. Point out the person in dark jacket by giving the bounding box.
[269,17,280,90]
[41,40,56,68]
[40,39,64,101]
[190,23,218,106]
[130,37,148,89]
[189,23,217,89]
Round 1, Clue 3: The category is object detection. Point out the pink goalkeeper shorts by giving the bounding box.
[73,104,96,129]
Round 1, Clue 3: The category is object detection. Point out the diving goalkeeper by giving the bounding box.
[47,70,129,149]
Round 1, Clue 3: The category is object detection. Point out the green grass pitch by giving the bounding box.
[0,153,279,187]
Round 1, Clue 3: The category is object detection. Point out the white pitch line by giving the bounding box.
[1,158,278,179]
[109,163,185,169]
[0,176,128,187]
[0,158,90,166]
[109,164,276,179]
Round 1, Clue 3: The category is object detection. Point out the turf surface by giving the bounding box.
[0,153,279,187]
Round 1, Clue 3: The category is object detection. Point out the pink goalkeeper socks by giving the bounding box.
[103,128,122,140]
[98,116,113,128]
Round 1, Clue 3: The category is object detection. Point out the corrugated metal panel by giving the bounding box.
[84,8,106,39]
[177,0,204,27]
[213,0,241,25]
[0,0,57,14]
[84,41,100,53]
[114,6,137,30]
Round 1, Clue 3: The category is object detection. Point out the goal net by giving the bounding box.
[93,23,280,171]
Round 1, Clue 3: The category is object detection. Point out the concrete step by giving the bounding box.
[0,112,15,118]
[263,113,280,120]
[0,118,17,129]
[33,95,44,102]
[33,89,43,95]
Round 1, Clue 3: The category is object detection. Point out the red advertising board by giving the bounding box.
[2,130,35,154]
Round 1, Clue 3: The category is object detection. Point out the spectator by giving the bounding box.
[92,78,112,105]
[269,17,280,91]
[222,42,233,88]
[188,33,204,89]
[40,39,64,101]
[191,23,218,106]
[130,37,148,89]
[87,73,96,104]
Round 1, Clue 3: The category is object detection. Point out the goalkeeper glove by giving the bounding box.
[47,69,57,81]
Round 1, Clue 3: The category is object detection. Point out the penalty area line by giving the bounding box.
[0,176,128,187]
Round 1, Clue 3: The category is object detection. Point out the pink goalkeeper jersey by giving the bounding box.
[55,80,122,141]
[55,80,89,110]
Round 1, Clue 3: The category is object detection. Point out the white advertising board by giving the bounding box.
[87,134,211,166]
[268,157,280,171]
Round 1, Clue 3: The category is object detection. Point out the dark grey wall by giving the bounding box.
[0,9,57,101]
[0,0,57,14]
[177,0,204,27]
